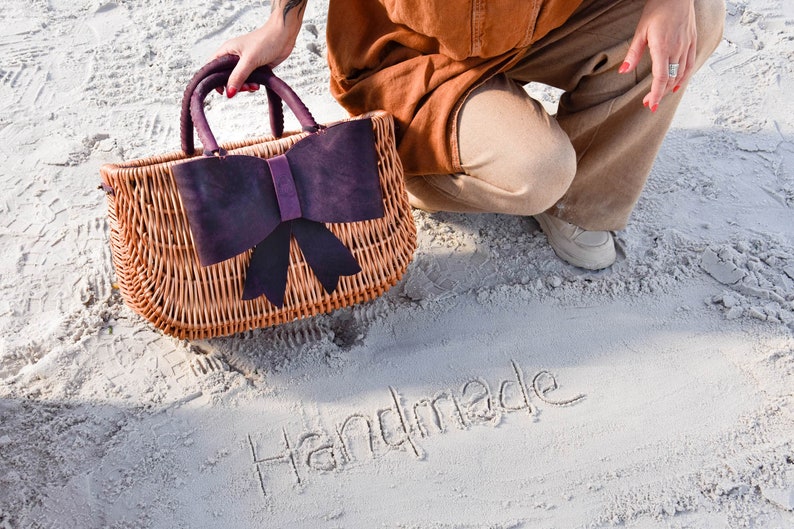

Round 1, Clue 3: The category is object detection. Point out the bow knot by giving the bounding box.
[268,154,302,221]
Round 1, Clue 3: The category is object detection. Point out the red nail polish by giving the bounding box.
[651,104,658,113]
[227,87,237,99]
[643,100,649,107]
[673,85,681,93]
[619,61,630,74]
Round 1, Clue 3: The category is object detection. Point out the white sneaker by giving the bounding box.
[534,212,616,270]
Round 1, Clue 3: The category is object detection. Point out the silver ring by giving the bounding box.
[668,63,680,78]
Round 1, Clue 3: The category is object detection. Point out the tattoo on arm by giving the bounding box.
[277,0,307,23]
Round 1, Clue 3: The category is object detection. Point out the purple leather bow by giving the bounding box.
[172,63,384,307]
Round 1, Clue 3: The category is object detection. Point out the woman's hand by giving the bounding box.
[620,0,697,112]
[212,0,307,97]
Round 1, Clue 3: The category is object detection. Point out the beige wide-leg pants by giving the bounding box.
[405,0,726,231]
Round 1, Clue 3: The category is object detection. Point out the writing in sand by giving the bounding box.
[247,360,585,496]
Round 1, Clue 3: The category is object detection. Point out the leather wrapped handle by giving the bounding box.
[189,68,321,155]
[180,55,286,155]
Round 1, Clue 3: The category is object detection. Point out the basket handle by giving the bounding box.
[180,55,286,155]
[189,67,321,156]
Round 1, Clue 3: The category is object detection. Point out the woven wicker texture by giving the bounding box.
[100,112,416,339]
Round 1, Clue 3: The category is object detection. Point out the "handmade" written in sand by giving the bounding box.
[247,360,585,497]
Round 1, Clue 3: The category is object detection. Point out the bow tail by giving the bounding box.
[292,219,361,294]
[242,223,292,305]
[241,220,361,307]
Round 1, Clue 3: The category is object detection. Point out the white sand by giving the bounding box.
[1,1,793,528]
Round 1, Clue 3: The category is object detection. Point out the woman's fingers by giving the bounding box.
[208,7,303,98]
[645,43,686,110]
[675,40,698,92]
[620,32,647,76]
[213,82,260,97]
[623,0,697,111]
[225,55,258,98]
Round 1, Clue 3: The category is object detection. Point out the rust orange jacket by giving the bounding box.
[327,0,584,176]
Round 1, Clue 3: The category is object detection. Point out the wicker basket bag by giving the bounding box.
[99,57,416,339]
